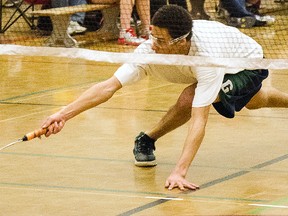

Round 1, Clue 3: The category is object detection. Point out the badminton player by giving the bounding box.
[42,5,288,191]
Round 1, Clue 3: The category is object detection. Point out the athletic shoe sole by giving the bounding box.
[228,16,256,28]
[118,38,142,46]
[134,160,157,167]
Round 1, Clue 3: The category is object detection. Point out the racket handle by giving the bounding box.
[22,128,48,141]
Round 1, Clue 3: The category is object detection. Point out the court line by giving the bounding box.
[1,101,288,121]
[0,184,266,204]
[0,185,182,201]
[117,153,288,216]
[249,203,288,209]
[248,195,288,214]
[0,80,172,103]
[145,196,183,201]
[0,81,174,123]
[1,151,288,175]
[0,81,97,102]
[0,107,59,123]
[1,63,288,214]
[0,182,173,198]
[0,101,168,113]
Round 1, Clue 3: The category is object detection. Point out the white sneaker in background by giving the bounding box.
[3,0,21,7]
[255,15,275,26]
[118,28,146,46]
[67,21,87,35]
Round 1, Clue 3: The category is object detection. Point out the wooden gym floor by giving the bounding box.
[0,55,288,215]
[0,1,288,215]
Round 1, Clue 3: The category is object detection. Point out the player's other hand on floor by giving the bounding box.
[165,171,200,191]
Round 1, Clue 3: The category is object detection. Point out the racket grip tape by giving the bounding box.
[22,128,48,141]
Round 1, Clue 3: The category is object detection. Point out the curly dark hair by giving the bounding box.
[152,5,193,41]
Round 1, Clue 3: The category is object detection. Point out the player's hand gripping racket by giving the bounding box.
[0,128,47,151]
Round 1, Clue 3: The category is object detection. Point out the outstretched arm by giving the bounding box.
[165,105,210,190]
[42,76,122,137]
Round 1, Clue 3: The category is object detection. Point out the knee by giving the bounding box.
[245,102,260,110]
[245,88,268,110]
[175,84,196,112]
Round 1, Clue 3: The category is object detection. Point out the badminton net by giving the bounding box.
[0,0,287,69]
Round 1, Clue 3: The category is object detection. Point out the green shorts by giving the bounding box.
[212,69,269,118]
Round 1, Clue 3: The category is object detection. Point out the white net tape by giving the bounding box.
[1,44,288,69]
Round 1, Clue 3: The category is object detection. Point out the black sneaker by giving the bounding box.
[133,132,157,167]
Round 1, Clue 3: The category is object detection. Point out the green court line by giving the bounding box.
[0,101,168,113]
[1,152,288,174]
[1,152,286,215]
[0,80,98,102]
[118,154,288,216]
[0,101,63,107]
[1,100,287,120]
[189,195,267,203]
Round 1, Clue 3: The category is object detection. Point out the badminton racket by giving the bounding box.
[0,128,47,152]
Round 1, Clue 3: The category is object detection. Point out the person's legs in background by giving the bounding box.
[218,0,275,28]
[68,0,87,34]
[135,0,150,38]
[69,0,86,25]
[51,0,87,35]
[246,0,261,14]
[118,0,148,46]
[220,0,252,17]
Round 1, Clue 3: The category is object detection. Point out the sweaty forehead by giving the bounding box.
[151,26,171,40]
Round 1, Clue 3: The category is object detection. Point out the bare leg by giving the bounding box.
[246,86,288,109]
[146,84,196,140]
[120,0,134,29]
[136,0,150,36]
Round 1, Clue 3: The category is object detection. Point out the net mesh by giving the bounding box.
[0,0,287,67]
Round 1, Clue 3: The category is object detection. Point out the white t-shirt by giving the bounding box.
[114,20,263,107]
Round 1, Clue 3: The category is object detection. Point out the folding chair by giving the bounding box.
[0,0,49,33]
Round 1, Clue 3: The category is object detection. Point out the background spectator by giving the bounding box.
[218,0,275,28]
[51,0,87,35]
[118,0,150,46]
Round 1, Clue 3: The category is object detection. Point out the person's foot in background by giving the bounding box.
[68,21,87,35]
[3,0,21,7]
